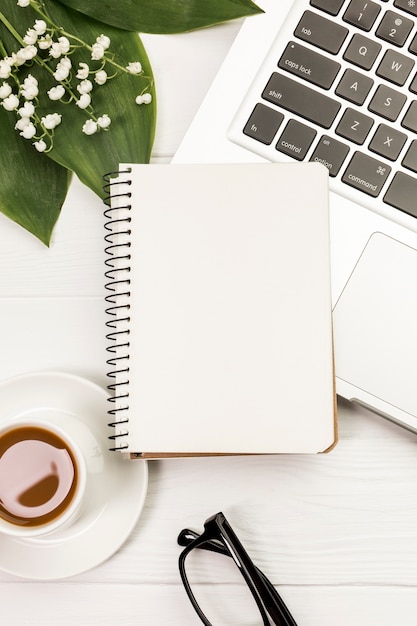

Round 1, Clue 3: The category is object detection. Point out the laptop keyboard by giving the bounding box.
[228,0,417,221]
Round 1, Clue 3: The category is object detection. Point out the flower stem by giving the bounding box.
[0,12,25,48]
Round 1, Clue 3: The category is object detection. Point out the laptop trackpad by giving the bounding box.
[333,232,417,418]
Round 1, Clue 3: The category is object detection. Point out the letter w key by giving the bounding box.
[377,49,415,86]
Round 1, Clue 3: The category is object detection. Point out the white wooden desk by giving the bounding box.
[1,21,417,626]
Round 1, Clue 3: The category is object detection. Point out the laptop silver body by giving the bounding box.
[173,0,417,433]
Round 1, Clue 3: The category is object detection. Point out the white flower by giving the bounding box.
[91,42,105,60]
[82,119,98,135]
[76,93,91,109]
[33,20,47,35]
[2,93,19,111]
[41,113,62,130]
[126,62,142,75]
[21,74,38,100]
[34,139,47,152]
[16,45,37,64]
[0,82,12,99]
[76,62,90,79]
[33,139,47,152]
[38,35,52,50]
[54,67,69,81]
[94,69,107,85]
[18,101,35,117]
[24,29,38,45]
[77,79,93,94]
[20,122,37,139]
[135,93,152,105]
[96,34,110,49]
[48,85,65,100]
[97,114,111,128]
[49,37,70,59]
[53,57,71,81]
[15,117,30,131]
[49,43,63,59]
[17,0,31,6]
[0,61,12,79]
[57,36,70,54]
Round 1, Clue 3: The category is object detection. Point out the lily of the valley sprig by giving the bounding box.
[0,0,153,155]
[0,0,262,245]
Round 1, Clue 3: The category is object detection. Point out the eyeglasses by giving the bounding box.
[178,512,298,626]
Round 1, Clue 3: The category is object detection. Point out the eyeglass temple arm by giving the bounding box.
[178,528,297,626]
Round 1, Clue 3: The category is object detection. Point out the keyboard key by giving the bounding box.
[368,84,407,121]
[409,72,417,92]
[309,0,345,16]
[310,135,350,176]
[368,124,407,160]
[335,68,374,105]
[384,171,417,217]
[278,42,341,89]
[343,0,381,31]
[401,100,417,132]
[409,32,417,56]
[394,0,417,18]
[343,33,382,70]
[342,151,391,197]
[336,107,374,144]
[243,103,284,144]
[261,73,341,128]
[402,139,417,172]
[276,119,317,160]
[377,49,415,85]
[376,11,414,47]
[294,10,348,54]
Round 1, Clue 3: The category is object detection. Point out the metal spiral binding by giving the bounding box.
[103,168,133,451]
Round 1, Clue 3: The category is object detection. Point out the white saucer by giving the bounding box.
[0,371,148,580]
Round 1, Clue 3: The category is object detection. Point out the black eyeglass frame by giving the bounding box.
[177,512,298,626]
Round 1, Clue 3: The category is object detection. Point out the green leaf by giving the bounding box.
[0,99,71,246]
[1,0,156,215]
[33,1,156,198]
[56,0,264,33]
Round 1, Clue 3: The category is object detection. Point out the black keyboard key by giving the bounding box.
[402,100,417,132]
[402,140,417,172]
[276,119,317,160]
[342,152,391,197]
[409,32,417,56]
[243,103,284,145]
[376,11,414,47]
[278,42,341,89]
[335,68,374,105]
[262,73,341,128]
[377,49,415,85]
[410,72,417,93]
[309,0,345,16]
[336,107,374,144]
[343,0,381,31]
[294,10,348,54]
[384,171,417,217]
[394,0,417,18]
[343,33,382,70]
[368,84,407,121]
[368,124,407,161]
[310,135,350,176]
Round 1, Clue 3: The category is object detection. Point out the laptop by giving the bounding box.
[173,0,417,434]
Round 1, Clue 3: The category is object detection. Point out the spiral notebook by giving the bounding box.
[103,162,336,458]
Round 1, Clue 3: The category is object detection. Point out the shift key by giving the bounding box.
[262,72,341,128]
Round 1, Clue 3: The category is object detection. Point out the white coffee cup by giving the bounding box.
[0,419,86,538]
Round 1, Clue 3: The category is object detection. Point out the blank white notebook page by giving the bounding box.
[111,162,335,455]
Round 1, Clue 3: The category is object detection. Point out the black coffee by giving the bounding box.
[0,425,78,527]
